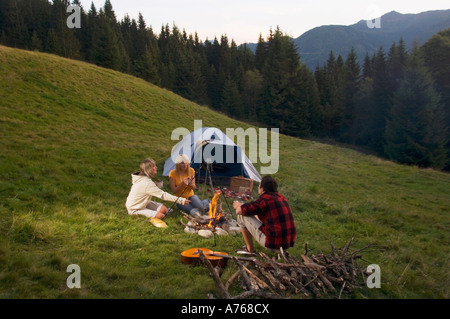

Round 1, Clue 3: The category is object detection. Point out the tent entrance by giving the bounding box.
[192,142,245,179]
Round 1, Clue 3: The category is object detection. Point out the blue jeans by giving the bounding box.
[177,195,210,215]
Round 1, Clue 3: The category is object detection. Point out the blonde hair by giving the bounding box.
[175,154,192,176]
[140,158,156,178]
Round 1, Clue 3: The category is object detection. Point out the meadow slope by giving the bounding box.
[0,45,449,299]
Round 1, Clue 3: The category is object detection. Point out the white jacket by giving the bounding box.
[125,173,187,211]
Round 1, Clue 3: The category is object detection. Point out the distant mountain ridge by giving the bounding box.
[243,9,450,70]
[296,9,450,69]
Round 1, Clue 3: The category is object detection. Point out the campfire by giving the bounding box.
[207,191,224,227]
[181,191,241,238]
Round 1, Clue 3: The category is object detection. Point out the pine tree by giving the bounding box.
[241,69,263,120]
[367,47,390,154]
[352,77,375,146]
[49,0,81,59]
[122,13,160,84]
[362,54,373,79]
[205,36,231,110]
[23,0,53,52]
[254,33,268,72]
[257,27,319,137]
[84,2,98,63]
[261,27,297,128]
[316,51,345,138]
[421,29,450,169]
[119,14,135,71]
[73,0,91,60]
[30,30,43,51]
[384,47,448,168]
[339,47,361,143]
[387,39,407,91]
[287,65,321,137]
[220,76,242,117]
[158,24,176,89]
[175,46,208,105]
[0,0,29,48]
[90,9,122,70]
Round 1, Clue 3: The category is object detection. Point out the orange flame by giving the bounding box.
[207,191,223,227]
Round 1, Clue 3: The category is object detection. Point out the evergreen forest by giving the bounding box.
[1,0,449,170]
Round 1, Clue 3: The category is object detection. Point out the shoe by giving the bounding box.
[235,245,255,256]
[150,217,168,228]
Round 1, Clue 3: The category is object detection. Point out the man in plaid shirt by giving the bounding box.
[233,176,297,254]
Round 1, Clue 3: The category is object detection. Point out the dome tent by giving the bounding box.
[163,127,261,182]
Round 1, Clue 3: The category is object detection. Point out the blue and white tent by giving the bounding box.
[163,127,261,182]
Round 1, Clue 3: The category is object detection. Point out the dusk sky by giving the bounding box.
[79,0,450,44]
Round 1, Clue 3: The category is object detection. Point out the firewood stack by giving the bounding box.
[199,238,374,299]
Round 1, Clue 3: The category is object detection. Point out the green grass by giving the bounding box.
[1,45,449,299]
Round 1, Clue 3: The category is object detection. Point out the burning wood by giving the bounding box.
[181,191,241,237]
[207,191,223,228]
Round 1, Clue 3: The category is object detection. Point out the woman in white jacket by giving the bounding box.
[126,158,190,226]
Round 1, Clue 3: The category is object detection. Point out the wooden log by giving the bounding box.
[301,255,326,271]
[330,241,339,259]
[259,252,300,293]
[296,254,336,293]
[232,257,258,291]
[338,281,346,299]
[325,274,344,285]
[257,267,287,291]
[339,262,351,280]
[340,237,354,257]
[225,269,241,291]
[278,249,313,296]
[280,253,322,296]
[317,271,335,292]
[181,218,215,231]
[198,249,231,299]
[327,263,345,278]
[302,275,322,297]
[304,242,309,255]
[200,238,370,299]
[279,247,289,262]
[241,265,271,291]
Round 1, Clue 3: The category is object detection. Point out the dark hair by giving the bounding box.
[260,175,278,193]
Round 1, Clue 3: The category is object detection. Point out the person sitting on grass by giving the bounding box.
[233,175,297,255]
[169,154,210,216]
[126,158,190,228]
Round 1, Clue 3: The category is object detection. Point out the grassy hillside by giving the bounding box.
[0,45,449,299]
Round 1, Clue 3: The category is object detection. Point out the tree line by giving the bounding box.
[1,0,449,170]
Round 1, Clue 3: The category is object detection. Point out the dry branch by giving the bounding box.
[198,249,231,299]
[198,239,374,299]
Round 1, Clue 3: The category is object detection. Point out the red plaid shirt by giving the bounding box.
[241,192,297,249]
